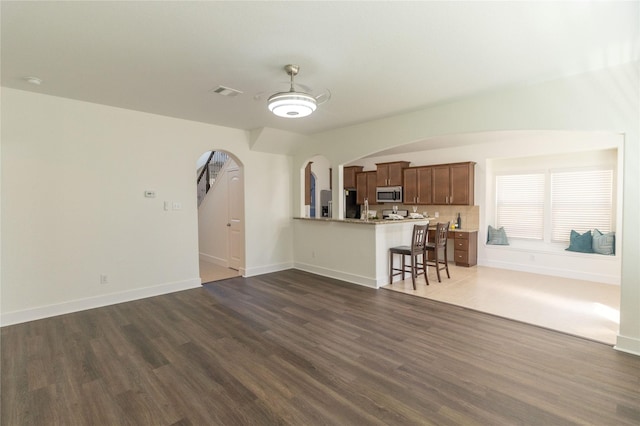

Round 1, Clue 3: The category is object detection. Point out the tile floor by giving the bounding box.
[383,264,620,345]
[199,260,240,284]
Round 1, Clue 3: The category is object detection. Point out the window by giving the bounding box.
[496,168,613,243]
[551,169,613,242]
[496,174,545,239]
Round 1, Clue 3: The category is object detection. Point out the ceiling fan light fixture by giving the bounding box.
[268,92,317,118]
[267,64,317,118]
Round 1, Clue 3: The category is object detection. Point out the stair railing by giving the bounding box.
[197,151,230,206]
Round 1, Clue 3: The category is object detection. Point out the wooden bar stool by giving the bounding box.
[389,223,429,289]
[426,222,451,282]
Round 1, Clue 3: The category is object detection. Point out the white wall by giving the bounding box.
[241,153,294,276]
[1,88,293,324]
[292,62,640,355]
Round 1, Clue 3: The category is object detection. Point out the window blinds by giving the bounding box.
[551,169,613,242]
[496,174,545,240]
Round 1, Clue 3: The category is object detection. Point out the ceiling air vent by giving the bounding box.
[210,85,243,97]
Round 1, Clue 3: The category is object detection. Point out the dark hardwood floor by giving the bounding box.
[2,269,639,425]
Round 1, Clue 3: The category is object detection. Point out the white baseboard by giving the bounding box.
[199,252,227,267]
[1,278,202,327]
[479,259,620,285]
[293,262,378,288]
[243,262,294,277]
[615,335,640,357]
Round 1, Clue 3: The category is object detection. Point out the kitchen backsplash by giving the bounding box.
[369,204,480,230]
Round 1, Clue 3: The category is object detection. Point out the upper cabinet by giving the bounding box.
[356,171,378,205]
[376,161,410,187]
[404,162,474,205]
[350,160,474,206]
[432,162,475,205]
[403,166,433,205]
[343,166,363,189]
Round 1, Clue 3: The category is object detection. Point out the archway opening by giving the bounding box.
[196,149,245,283]
[342,129,622,344]
[302,155,332,218]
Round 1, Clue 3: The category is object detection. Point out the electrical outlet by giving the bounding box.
[172,202,182,210]
[100,274,108,284]
[435,212,439,218]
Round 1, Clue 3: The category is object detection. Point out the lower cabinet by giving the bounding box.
[453,231,477,267]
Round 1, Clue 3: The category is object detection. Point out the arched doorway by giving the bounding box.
[303,155,332,218]
[196,150,245,283]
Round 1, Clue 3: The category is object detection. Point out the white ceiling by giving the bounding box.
[2,1,638,135]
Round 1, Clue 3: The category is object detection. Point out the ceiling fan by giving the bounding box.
[262,64,330,118]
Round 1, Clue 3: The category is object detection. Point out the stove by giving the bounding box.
[382,209,408,219]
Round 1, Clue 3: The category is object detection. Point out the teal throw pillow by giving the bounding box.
[592,229,615,255]
[487,225,509,245]
[566,230,594,253]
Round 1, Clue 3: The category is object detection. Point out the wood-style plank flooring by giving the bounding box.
[2,269,639,425]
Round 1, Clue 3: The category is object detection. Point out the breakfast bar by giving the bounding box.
[293,217,431,288]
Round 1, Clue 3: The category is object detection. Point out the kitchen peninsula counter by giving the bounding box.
[293,216,433,225]
[293,216,429,288]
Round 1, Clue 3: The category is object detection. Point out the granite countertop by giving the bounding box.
[427,224,478,232]
[293,217,478,231]
[293,217,432,225]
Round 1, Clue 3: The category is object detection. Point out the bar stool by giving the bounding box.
[389,223,430,289]
[426,222,451,282]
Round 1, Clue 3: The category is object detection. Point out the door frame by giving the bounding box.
[196,150,246,277]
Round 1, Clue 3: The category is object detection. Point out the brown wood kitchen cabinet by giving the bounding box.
[432,162,475,205]
[376,161,410,187]
[356,171,378,205]
[453,230,478,267]
[343,166,363,189]
[403,166,433,205]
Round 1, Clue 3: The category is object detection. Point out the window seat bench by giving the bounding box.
[481,240,620,285]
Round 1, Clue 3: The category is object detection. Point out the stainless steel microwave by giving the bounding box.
[376,186,402,203]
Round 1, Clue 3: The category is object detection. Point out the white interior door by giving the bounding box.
[227,168,243,271]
